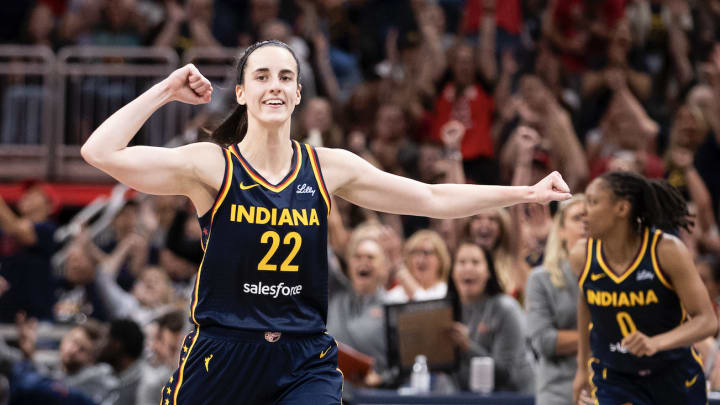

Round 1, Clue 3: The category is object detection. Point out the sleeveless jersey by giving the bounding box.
[192,140,331,333]
[578,228,695,374]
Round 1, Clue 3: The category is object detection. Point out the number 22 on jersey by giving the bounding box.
[257,231,302,272]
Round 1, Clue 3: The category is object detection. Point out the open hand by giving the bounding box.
[163,64,212,105]
[531,171,572,204]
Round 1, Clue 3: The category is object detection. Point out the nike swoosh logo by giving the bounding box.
[591,273,606,281]
[685,374,698,388]
[319,345,333,359]
[240,182,259,190]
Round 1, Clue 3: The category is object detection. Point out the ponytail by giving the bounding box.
[600,171,693,233]
[648,179,693,232]
[212,105,247,147]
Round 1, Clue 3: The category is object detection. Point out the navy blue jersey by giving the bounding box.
[192,140,331,333]
[579,228,694,374]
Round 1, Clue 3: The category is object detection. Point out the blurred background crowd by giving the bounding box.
[2,0,720,404]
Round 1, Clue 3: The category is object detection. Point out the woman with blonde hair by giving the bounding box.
[525,195,586,405]
[466,207,529,299]
[385,230,451,303]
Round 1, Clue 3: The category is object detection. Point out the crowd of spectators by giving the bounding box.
[2,0,720,404]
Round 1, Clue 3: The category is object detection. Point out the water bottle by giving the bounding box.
[410,354,431,394]
[470,356,494,394]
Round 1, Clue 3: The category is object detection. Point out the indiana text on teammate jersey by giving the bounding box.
[586,289,658,308]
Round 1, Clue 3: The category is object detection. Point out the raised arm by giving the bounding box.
[317,148,571,219]
[81,64,223,215]
[0,195,37,245]
[476,0,498,84]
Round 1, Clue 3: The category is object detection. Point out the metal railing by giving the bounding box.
[0,45,55,179]
[0,45,240,181]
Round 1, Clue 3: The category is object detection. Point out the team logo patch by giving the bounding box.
[296,183,316,196]
[636,269,654,282]
[265,331,282,342]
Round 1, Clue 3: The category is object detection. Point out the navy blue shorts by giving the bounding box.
[160,326,343,405]
[590,354,706,405]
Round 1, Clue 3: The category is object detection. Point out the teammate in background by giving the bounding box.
[81,40,571,404]
[572,171,717,405]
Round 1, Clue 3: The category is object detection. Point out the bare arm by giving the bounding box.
[493,51,517,113]
[625,69,652,102]
[556,330,580,355]
[317,148,571,219]
[476,2,498,83]
[622,235,718,355]
[416,5,447,84]
[543,105,588,191]
[571,239,592,404]
[0,196,36,245]
[667,11,694,87]
[81,64,222,215]
[313,33,341,105]
[327,196,350,258]
[152,1,184,47]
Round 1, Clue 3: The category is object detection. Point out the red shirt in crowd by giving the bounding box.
[430,83,495,160]
[552,0,626,72]
[461,0,523,35]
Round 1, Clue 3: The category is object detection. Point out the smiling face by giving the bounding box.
[452,244,490,304]
[132,267,172,308]
[59,328,96,374]
[348,239,387,296]
[468,212,501,250]
[407,238,442,289]
[236,45,301,129]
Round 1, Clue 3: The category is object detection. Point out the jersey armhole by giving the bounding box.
[651,230,674,290]
[305,144,332,216]
[198,148,233,251]
[578,238,594,289]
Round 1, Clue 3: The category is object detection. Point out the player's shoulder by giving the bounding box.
[655,232,690,266]
[180,141,224,154]
[314,146,357,164]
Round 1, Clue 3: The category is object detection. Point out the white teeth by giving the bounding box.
[264,100,284,105]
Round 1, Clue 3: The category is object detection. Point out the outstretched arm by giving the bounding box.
[81,64,223,215]
[317,148,571,219]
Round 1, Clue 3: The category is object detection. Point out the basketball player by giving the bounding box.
[81,40,571,404]
[572,171,717,405]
